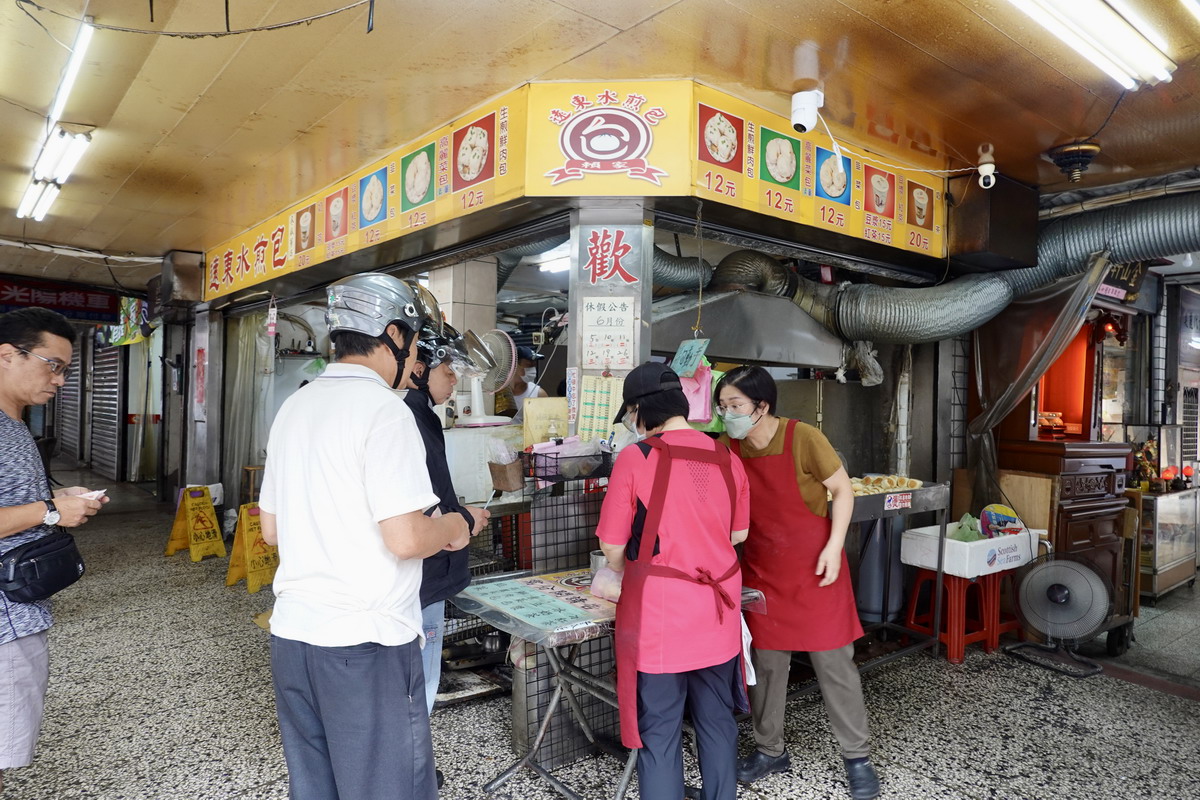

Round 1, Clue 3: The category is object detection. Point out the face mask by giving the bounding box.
[722,409,759,440]
[623,412,646,441]
[523,367,537,383]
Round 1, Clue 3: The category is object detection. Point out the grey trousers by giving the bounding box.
[749,644,871,759]
[270,635,436,800]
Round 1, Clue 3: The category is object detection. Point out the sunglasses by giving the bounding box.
[17,348,72,380]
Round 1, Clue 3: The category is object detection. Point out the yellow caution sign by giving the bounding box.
[225,503,279,593]
[165,486,227,561]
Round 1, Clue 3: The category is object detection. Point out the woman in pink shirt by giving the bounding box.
[595,363,750,800]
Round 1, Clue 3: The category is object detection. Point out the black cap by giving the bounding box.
[613,362,683,424]
[517,345,544,363]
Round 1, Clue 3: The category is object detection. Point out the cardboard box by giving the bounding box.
[901,525,1042,579]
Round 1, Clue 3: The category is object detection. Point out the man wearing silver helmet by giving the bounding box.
[259,272,469,800]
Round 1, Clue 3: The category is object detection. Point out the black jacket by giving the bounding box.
[404,390,473,608]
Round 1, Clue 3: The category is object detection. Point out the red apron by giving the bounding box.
[614,436,748,749]
[731,419,863,652]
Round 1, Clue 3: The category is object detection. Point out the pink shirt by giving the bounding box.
[597,429,751,673]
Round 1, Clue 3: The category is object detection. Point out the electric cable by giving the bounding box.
[817,111,979,176]
[16,0,372,39]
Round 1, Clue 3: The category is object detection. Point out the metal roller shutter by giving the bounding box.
[90,345,124,481]
[57,339,85,461]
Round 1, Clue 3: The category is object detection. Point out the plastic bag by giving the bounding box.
[590,565,623,602]
[949,513,984,542]
[680,364,714,424]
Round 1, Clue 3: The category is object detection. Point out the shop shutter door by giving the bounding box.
[57,339,85,461]
[90,345,124,481]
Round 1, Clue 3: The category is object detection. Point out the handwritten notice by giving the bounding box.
[580,296,637,371]
[672,338,710,378]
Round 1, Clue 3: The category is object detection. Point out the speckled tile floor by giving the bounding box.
[5,468,1198,799]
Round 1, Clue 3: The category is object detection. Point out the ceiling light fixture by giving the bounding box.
[30,183,60,223]
[16,181,47,220]
[32,127,91,183]
[47,18,94,128]
[1183,0,1200,24]
[1005,0,1177,89]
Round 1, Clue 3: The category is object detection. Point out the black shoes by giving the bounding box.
[736,749,792,783]
[844,757,880,800]
[436,769,444,790]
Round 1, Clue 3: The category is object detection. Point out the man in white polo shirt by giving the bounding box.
[260,273,469,800]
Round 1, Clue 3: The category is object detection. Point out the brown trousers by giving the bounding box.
[749,644,871,759]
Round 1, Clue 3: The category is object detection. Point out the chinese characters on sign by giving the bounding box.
[546,88,668,185]
[0,277,119,322]
[583,228,638,285]
[580,296,637,372]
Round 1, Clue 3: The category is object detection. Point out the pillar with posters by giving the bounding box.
[565,203,655,440]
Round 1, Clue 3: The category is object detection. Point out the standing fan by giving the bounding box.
[457,329,517,426]
[1004,553,1114,678]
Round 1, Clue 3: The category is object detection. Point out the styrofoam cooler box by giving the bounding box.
[901,526,1043,578]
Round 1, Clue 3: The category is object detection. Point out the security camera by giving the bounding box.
[791,89,824,134]
[978,163,997,190]
[977,143,996,189]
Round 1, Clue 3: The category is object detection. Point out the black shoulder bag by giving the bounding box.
[0,466,86,603]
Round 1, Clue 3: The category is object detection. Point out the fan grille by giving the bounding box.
[1013,555,1113,644]
[480,329,517,393]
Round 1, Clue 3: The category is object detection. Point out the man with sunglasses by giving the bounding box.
[0,307,108,791]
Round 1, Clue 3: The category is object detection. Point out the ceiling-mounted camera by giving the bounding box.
[791,89,824,134]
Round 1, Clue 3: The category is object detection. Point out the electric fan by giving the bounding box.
[456,329,517,426]
[1004,552,1114,678]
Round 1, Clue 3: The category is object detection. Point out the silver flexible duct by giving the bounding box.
[651,246,714,289]
[1006,192,1200,297]
[724,192,1200,344]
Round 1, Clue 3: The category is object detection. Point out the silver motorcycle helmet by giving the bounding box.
[325,273,426,337]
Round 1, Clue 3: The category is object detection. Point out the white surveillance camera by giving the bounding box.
[791,89,824,134]
[977,162,997,190]
[977,143,996,189]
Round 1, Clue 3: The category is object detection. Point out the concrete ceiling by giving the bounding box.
[2,0,1199,292]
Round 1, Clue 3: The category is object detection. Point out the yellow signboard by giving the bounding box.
[165,486,227,562]
[204,88,530,301]
[225,503,279,594]
[691,83,945,258]
[525,81,692,197]
[204,81,947,302]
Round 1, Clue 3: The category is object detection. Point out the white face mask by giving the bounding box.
[523,367,537,383]
[721,407,760,439]
[623,411,646,441]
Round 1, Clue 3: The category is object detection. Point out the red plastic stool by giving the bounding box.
[981,569,1022,651]
[904,568,989,664]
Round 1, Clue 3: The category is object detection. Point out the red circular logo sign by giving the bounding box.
[559,108,652,163]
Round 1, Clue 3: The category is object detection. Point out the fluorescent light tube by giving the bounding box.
[16,180,46,219]
[47,20,94,127]
[1181,0,1200,24]
[1005,0,1176,89]
[538,258,571,273]
[31,183,60,222]
[53,132,91,183]
[32,128,71,181]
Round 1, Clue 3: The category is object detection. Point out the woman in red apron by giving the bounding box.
[716,366,880,800]
[595,363,751,800]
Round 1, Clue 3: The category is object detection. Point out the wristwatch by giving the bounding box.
[42,500,61,526]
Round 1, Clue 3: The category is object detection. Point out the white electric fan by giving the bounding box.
[457,329,517,426]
